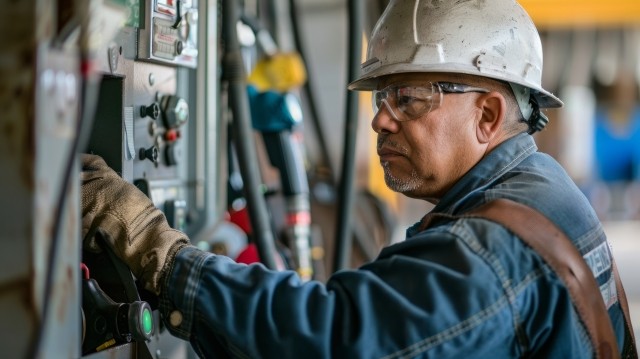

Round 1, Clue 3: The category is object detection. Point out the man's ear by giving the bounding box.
[476,92,506,144]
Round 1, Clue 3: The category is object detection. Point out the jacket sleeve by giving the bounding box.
[158,226,524,359]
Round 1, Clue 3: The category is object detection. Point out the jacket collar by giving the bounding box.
[435,133,537,213]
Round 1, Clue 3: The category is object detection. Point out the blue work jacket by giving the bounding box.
[159,133,627,358]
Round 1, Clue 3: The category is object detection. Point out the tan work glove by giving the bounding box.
[81,154,190,295]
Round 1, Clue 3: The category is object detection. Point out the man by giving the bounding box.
[82,0,634,357]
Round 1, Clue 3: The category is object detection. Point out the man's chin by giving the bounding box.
[384,174,419,195]
[383,174,440,203]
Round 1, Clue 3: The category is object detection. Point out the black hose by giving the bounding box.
[222,0,281,270]
[288,0,334,176]
[332,0,364,272]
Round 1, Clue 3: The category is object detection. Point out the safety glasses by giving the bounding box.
[372,82,490,121]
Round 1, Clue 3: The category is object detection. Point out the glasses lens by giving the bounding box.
[372,90,398,121]
[372,90,384,113]
[396,86,437,119]
[372,84,440,121]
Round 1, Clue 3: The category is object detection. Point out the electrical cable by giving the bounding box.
[288,0,334,177]
[222,0,282,270]
[332,0,364,272]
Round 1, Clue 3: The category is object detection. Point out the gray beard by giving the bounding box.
[382,161,421,193]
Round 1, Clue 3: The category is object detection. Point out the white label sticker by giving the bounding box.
[583,242,612,278]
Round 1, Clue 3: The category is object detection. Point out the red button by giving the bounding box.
[165,129,178,142]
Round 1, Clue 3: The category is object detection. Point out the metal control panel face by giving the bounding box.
[88,2,201,238]
[138,0,198,68]
[87,62,193,223]
[130,63,193,238]
[83,10,197,357]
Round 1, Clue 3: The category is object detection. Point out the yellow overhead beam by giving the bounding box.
[519,0,640,29]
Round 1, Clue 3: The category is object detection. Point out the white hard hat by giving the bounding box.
[348,0,563,109]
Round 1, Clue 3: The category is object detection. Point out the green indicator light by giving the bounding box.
[142,308,153,335]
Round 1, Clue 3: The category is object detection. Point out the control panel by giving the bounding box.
[138,0,199,68]
[81,0,210,356]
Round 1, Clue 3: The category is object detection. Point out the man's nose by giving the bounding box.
[371,100,400,134]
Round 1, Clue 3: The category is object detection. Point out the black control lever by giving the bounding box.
[171,0,183,29]
[81,233,157,355]
[82,278,154,354]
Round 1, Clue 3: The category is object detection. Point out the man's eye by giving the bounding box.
[397,95,417,107]
[400,97,430,116]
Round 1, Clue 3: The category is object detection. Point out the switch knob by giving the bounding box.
[164,144,179,166]
[175,40,184,55]
[160,95,189,129]
[139,146,159,164]
[140,102,160,119]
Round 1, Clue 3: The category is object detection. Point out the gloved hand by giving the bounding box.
[81,154,190,295]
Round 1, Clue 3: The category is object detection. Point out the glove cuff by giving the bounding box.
[141,229,191,295]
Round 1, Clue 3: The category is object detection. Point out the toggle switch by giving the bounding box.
[139,146,159,164]
[140,102,160,119]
